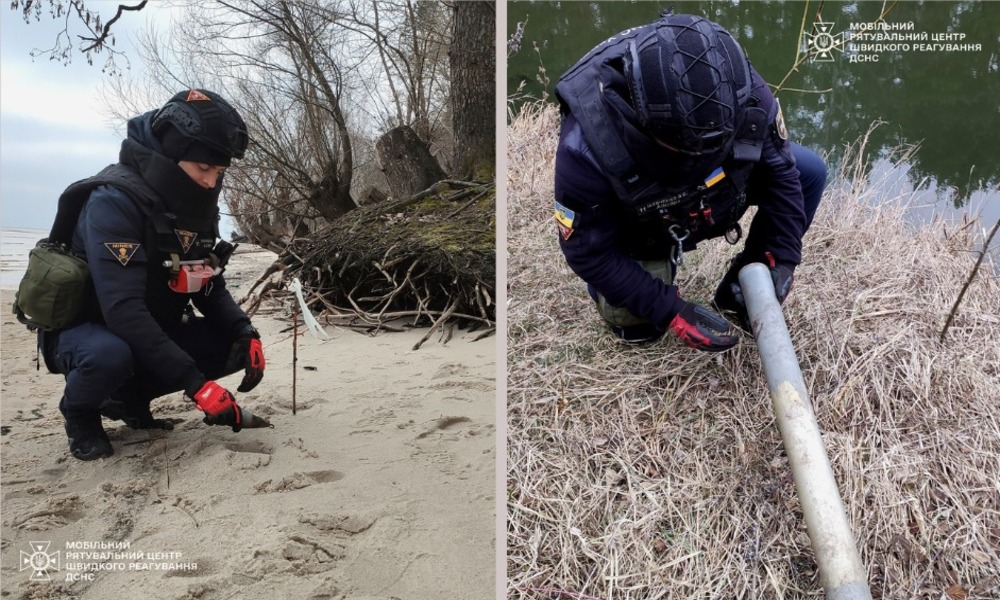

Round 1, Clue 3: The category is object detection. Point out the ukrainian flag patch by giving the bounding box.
[704,167,726,188]
[554,201,576,240]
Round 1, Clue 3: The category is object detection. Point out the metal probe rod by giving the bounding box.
[739,263,872,600]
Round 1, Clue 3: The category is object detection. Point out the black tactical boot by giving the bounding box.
[63,412,114,461]
[101,399,174,430]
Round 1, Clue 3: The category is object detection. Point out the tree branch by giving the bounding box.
[79,1,149,52]
[939,217,1000,343]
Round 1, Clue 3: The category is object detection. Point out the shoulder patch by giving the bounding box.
[555,201,577,240]
[774,98,789,141]
[105,242,141,266]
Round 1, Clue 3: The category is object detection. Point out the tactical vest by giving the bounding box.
[55,164,220,265]
[555,22,773,258]
[53,164,223,324]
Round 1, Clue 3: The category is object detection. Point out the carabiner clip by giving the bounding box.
[725,223,743,245]
[668,225,689,268]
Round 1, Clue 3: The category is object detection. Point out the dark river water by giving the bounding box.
[507,0,1000,258]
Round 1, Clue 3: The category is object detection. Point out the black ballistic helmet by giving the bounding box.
[625,13,752,156]
[152,89,249,166]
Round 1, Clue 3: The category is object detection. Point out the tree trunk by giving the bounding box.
[376,125,446,200]
[307,170,357,220]
[450,0,495,180]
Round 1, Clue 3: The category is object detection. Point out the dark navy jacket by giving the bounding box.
[554,67,806,329]
[69,112,249,394]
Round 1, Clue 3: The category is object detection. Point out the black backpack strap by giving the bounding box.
[48,165,163,246]
[48,165,115,246]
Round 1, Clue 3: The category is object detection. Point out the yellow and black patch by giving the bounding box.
[555,201,577,240]
[704,167,726,188]
[175,229,198,253]
[774,98,789,141]
[104,242,140,266]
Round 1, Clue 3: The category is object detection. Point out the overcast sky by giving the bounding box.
[0,6,174,231]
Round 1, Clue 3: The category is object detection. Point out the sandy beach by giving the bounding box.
[0,247,496,599]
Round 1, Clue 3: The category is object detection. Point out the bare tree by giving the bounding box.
[113,0,362,241]
[9,0,148,73]
[346,1,451,137]
[100,0,481,245]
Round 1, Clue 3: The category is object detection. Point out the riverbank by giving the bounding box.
[507,103,1000,600]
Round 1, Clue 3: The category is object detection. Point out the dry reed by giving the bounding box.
[506,102,1000,600]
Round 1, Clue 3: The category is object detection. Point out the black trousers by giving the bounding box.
[43,319,239,418]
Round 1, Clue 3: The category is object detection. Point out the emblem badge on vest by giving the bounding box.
[175,229,198,253]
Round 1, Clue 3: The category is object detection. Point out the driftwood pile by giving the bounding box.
[242,180,495,344]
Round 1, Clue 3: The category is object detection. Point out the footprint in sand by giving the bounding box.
[269,513,378,576]
[431,363,470,379]
[305,470,343,483]
[217,440,274,470]
[298,512,376,536]
[11,494,85,531]
[353,407,397,433]
[414,416,474,440]
[410,416,484,478]
[224,439,274,455]
[426,363,495,392]
[280,534,347,575]
[12,407,47,422]
[254,470,344,494]
[283,436,320,459]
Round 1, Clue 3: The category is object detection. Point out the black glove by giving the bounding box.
[189,380,243,432]
[668,301,739,352]
[713,252,795,332]
[713,253,751,332]
[769,262,794,304]
[225,324,265,393]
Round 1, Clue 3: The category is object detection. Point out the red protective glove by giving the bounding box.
[669,301,739,353]
[190,381,243,432]
[225,325,265,393]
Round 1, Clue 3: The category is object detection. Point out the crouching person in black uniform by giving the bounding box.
[42,89,266,461]
[553,12,827,351]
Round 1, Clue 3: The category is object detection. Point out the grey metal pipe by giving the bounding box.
[739,263,872,600]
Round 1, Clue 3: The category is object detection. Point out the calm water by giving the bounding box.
[0,227,44,290]
[507,0,999,257]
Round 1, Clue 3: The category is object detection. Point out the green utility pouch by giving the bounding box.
[12,240,90,331]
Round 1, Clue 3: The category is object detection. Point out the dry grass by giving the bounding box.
[506,103,1000,600]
